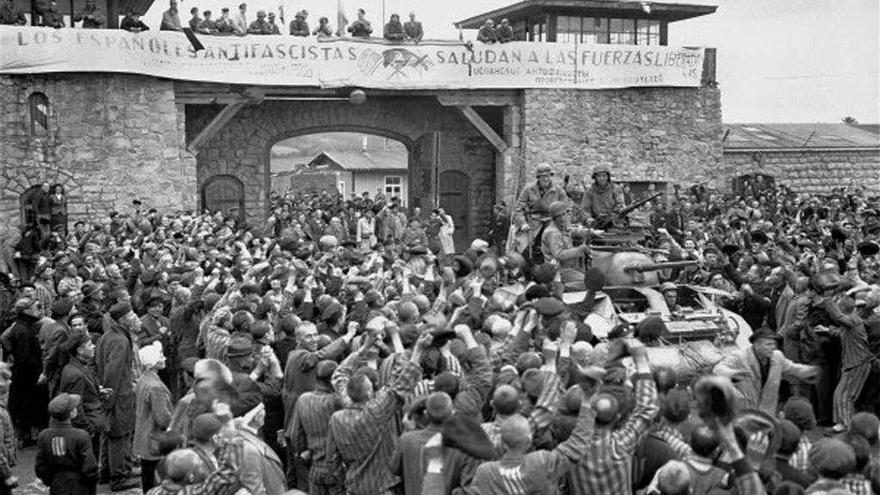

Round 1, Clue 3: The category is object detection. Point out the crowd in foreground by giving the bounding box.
[0,163,879,495]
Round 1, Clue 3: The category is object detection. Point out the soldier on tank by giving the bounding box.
[583,164,625,230]
[516,163,569,232]
[529,201,589,269]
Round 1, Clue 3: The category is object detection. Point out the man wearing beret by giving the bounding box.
[35,393,98,495]
[714,328,819,414]
[95,301,140,491]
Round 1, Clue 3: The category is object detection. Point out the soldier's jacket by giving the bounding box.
[516,181,569,219]
[583,183,624,220]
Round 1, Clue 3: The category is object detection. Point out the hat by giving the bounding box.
[226,335,254,358]
[531,263,557,285]
[51,299,74,318]
[531,297,566,317]
[749,230,769,245]
[109,301,132,321]
[703,245,720,256]
[721,244,741,257]
[548,201,568,219]
[470,239,489,252]
[749,326,776,343]
[190,413,224,443]
[777,419,802,455]
[857,241,880,257]
[782,397,816,431]
[535,163,553,177]
[81,281,102,299]
[138,342,165,369]
[523,284,550,301]
[658,282,677,293]
[809,439,856,479]
[48,392,81,419]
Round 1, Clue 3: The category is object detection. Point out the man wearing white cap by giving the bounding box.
[134,342,172,492]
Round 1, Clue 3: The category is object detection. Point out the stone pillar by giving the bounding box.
[498,103,523,207]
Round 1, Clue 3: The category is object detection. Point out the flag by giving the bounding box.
[335,0,348,36]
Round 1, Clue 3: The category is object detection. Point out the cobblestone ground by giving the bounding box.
[11,447,141,495]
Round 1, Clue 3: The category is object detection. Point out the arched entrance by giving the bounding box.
[440,170,471,249]
[189,98,498,241]
[202,174,245,221]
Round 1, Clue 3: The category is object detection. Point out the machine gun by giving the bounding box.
[594,192,662,230]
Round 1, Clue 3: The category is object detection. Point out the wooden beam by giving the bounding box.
[455,105,508,154]
[187,101,247,154]
[436,91,520,106]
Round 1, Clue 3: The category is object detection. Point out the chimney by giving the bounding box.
[362,135,368,152]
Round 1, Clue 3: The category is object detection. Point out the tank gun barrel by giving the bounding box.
[624,260,699,273]
[589,245,670,255]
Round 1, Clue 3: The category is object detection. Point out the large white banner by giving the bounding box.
[0,26,706,89]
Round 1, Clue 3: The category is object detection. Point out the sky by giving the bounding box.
[143,0,880,124]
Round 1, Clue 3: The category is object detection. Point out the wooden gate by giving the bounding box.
[439,170,470,250]
[202,175,245,220]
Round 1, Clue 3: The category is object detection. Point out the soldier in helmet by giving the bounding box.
[583,165,626,229]
[516,163,569,231]
[530,201,589,268]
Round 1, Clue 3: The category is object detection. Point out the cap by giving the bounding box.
[659,282,677,293]
[749,326,776,344]
[809,438,856,478]
[138,341,165,368]
[51,299,74,318]
[109,301,133,321]
[470,239,489,252]
[531,297,566,317]
[190,413,224,443]
[81,281,102,299]
[48,392,82,419]
[535,163,553,177]
[591,165,611,177]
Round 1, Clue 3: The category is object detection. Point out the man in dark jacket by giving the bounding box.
[95,301,139,491]
[35,393,99,495]
[59,332,107,466]
[0,298,47,445]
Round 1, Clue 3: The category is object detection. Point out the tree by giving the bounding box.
[842,116,859,125]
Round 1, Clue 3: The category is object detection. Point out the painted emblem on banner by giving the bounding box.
[357,47,434,79]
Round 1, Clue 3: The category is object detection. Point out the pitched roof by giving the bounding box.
[723,123,880,150]
[309,151,408,171]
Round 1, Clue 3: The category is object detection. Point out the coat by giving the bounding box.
[59,359,107,435]
[35,420,98,495]
[541,222,585,266]
[133,370,172,460]
[95,322,136,436]
[714,347,816,414]
[238,429,286,495]
[1,313,45,429]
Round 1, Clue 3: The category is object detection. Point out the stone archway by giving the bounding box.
[188,97,498,238]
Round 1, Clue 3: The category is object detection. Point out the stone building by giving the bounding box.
[721,124,880,195]
[0,0,724,246]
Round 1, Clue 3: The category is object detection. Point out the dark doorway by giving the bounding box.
[732,173,776,197]
[439,170,471,250]
[19,185,42,231]
[202,174,245,221]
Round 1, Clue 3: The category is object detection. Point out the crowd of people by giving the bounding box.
[0,162,879,495]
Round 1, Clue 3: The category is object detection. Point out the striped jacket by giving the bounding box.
[567,374,659,495]
[327,357,420,495]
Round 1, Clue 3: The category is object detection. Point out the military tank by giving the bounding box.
[563,230,752,380]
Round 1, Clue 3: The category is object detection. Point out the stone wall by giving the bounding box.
[721,149,880,195]
[521,87,723,188]
[189,98,497,242]
[0,74,196,243]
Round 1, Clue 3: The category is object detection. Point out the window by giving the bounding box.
[384,176,402,197]
[529,16,546,41]
[637,19,660,45]
[28,92,50,136]
[337,181,346,197]
[583,17,609,44]
[556,16,580,43]
[609,18,636,45]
